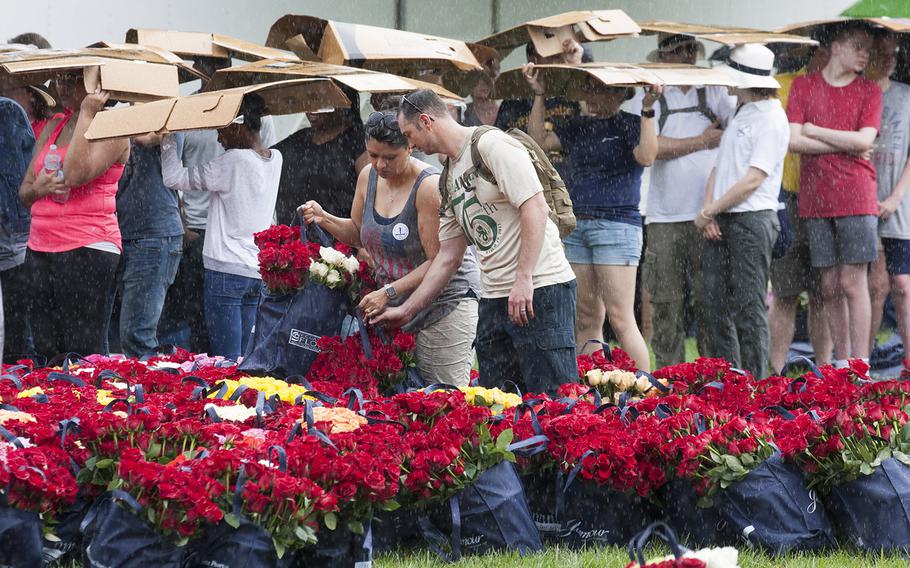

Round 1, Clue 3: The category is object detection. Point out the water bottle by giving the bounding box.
[44,144,68,203]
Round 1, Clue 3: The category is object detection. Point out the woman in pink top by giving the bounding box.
[18,71,129,358]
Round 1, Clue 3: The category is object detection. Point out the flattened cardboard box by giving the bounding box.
[639,21,818,46]
[85,78,350,141]
[209,59,462,99]
[126,29,298,62]
[477,10,640,58]
[86,42,209,82]
[266,14,481,73]
[0,56,179,102]
[777,17,910,36]
[494,63,736,100]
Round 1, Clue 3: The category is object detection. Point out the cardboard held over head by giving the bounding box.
[126,29,298,62]
[208,58,462,100]
[494,63,737,101]
[0,54,179,102]
[639,21,818,46]
[86,42,209,83]
[85,78,350,141]
[265,14,482,75]
[476,10,641,58]
[776,17,910,39]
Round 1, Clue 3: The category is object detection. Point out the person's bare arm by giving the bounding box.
[703,167,768,217]
[802,123,877,154]
[371,235,468,327]
[632,85,663,166]
[508,192,550,326]
[880,153,910,220]
[656,120,723,160]
[523,64,561,153]
[62,91,130,187]
[788,123,840,155]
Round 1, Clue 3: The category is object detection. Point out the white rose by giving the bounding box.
[309,262,329,278]
[687,546,740,568]
[319,246,346,266]
[205,404,257,423]
[342,256,361,275]
[326,269,342,285]
[586,369,604,386]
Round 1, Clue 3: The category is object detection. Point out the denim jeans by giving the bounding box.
[117,236,182,358]
[475,280,577,396]
[204,269,262,360]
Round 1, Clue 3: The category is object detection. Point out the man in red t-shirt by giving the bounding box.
[787,22,882,366]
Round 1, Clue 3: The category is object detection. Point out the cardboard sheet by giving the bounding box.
[494,62,736,100]
[476,10,640,57]
[639,21,818,46]
[85,78,350,140]
[209,59,462,99]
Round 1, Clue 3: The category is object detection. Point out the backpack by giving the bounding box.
[657,87,718,132]
[440,125,576,240]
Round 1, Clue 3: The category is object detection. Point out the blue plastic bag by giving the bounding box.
[80,491,186,568]
[418,461,542,560]
[826,457,910,552]
[717,453,835,554]
[239,224,349,376]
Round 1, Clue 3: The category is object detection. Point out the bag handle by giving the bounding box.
[636,370,670,394]
[628,521,687,566]
[418,496,462,562]
[47,371,86,388]
[781,355,823,379]
[0,425,24,448]
[266,445,288,473]
[579,339,614,361]
[0,374,21,390]
[291,210,335,247]
[103,398,133,415]
[111,489,144,514]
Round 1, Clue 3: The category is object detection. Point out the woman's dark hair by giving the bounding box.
[238,93,266,133]
[365,109,409,148]
[747,87,779,99]
[8,32,51,48]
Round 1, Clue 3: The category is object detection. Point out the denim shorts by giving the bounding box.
[562,219,643,266]
[883,238,910,275]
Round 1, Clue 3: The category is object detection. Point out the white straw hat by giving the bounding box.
[719,44,780,89]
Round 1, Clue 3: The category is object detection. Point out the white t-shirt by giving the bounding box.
[161,135,282,280]
[633,86,737,223]
[438,128,575,299]
[179,116,276,230]
[711,99,790,213]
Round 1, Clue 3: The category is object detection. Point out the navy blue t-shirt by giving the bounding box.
[554,111,643,227]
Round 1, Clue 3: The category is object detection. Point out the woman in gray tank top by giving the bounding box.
[299,107,480,386]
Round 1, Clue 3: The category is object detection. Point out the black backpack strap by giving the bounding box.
[696,86,718,125]
[657,94,670,132]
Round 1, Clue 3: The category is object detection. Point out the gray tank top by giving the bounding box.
[361,165,480,331]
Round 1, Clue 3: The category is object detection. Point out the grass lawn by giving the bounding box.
[374,547,910,567]
[63,548,910,567]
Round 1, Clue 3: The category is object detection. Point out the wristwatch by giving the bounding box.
[641,109,655,119]
[383,283,398,300]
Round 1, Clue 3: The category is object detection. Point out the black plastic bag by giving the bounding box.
[43,497,91,565]
[519,468,562,543]
[827,457,910,552]
[662,478,730,548]
[371,507,419,555]
[718,453,835,554]
[0,504,43,568]
[187,518,294,568]
[293,522,372,568]
[553,461,657,548]
[80,491,186,568]
[239,223,349,375]
[418,461,542,560]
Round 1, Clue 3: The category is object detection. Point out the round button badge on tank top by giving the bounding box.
[392,223,410,241]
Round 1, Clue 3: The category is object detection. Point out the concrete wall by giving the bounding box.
[3,0,855,56]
